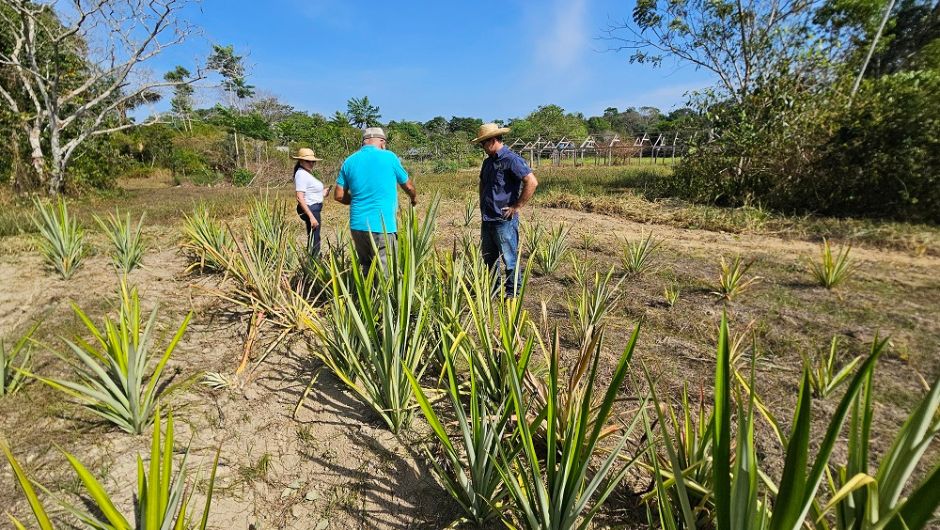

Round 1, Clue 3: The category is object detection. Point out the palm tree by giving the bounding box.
[346,96,381,129]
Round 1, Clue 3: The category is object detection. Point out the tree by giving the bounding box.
[522,104,588,138]
[655,107,699,130]
[386,120,428,154]
[246,95,294,126]
[164,66,194,132]
[0,0,200,194]
[447,116,483,136]
[346,96,381,129]
[507,118,535,140]
[207,45,254,107]
[818,0,940,77]
[423,116,449,136]
[275,111,321,145]
[207,44,254,167]
[586,116,612,133]
[604,0,830,105]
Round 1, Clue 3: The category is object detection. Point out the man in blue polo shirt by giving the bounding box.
[334,127,418,269]
[472,123,539,297]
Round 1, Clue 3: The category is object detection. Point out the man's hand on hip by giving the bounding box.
[501,205,519,219]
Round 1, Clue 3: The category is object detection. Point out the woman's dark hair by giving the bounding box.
[292,161,306,180]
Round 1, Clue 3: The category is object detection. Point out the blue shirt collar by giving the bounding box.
[491,145,511,159]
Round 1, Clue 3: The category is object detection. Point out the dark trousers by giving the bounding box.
[481,216,520,296]
[297,203,322,258]
[350,230,396,271]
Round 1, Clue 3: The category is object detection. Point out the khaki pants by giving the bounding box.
[350,230,396,270]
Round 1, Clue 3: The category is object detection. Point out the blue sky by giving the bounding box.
[150,0,715,122]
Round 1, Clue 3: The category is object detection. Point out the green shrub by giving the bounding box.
[818,70,940,222]
[232,167,254,186]
[664,70,939,223]
[66,137,129,191]
[432,159,460,174]
[170,146,210,176]
[188,168,224,186]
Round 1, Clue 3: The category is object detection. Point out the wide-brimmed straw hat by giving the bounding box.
[362,127,386,140]
[471,122,511,144]
[290,147,322,162]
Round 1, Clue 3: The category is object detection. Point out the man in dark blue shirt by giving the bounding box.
[472,123,539,297]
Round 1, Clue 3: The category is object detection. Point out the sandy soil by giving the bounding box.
[1,184,938,529]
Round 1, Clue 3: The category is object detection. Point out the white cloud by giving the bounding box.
[525,0,590,89]
[535,0,589,70]
[291,0,355,30]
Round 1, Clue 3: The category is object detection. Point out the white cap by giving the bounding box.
[362,127,386,140]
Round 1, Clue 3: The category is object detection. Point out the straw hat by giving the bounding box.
[471,123,511,144]
[362,127,386,140]
[291,147,322,162]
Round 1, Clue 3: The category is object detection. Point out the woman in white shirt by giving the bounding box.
[291,148,330,257]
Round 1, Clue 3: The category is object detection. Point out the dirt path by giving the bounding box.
[536,205,940,273]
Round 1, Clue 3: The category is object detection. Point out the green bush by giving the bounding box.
[170,147,210,176]
[432,159,460,174]
[817,70,940,223]
[66,137,129,192]
[663,70,939,223]
[232,167,254,186]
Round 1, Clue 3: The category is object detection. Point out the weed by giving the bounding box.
[621,232,662,276]
[533,223,570,276]
[296,425,315,444]
[1,324,37,397]
[712,256,761,301]
[809,238,855,289]
[239,452,272,483]
[664,284,681,308]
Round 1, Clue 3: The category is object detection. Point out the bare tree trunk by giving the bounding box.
[9,127,23,193]
[49,144,67,195]
[49,164,66,195]
[26,126,47,191]
[233,131,240,168]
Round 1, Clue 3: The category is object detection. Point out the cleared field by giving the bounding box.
[1,167,938,528]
